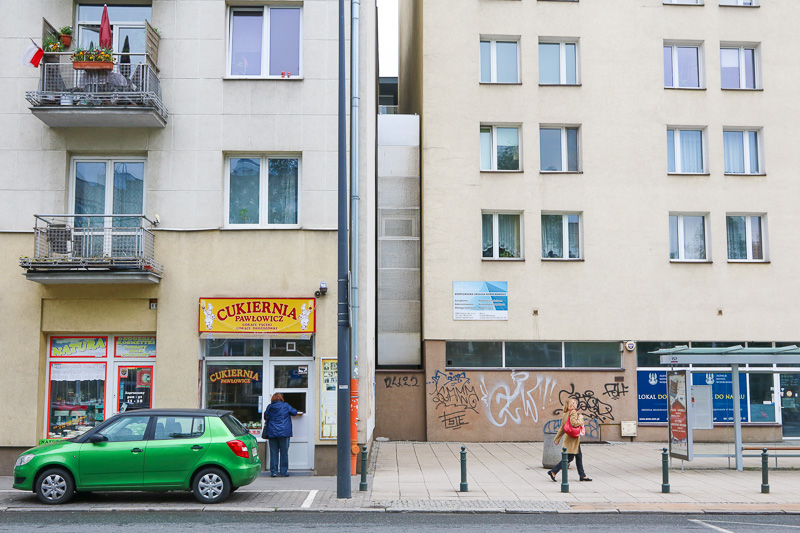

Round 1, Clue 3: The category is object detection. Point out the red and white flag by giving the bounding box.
[21,42,44,68]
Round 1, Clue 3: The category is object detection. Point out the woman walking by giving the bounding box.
[547,397,592,482]
[263,393,300,477]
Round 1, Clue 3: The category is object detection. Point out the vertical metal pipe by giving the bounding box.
[360,445,368,491]
[560,447,569,493]
[460,446,468,492]
[349,0,361,477]
[733,364,743,471]
[761,448,770,494]
[662,447,670,493]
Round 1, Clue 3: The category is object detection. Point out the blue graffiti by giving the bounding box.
[544,417,600,440]
[428,370,470,386]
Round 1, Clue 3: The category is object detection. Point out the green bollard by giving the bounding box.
[661,447,670,494]
[360,445,368,491]
[561,447,569,493]
[460,446,468,492]
[761,447,770,494]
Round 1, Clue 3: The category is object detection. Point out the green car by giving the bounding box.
[13,409,261,504]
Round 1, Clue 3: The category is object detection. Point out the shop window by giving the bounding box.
[270,338,313,357]
[205,338,264,357]
[564,342,621,368]
[281,392,307,413]
[97,415,149,442]
[205,363,263,432]
[117,366,153,412]
[504,342,562,367]
[446,342,503,367]
[154,416,205,439]
[48,362,106,439]
[636,341,688,367]
[273,365,309,388]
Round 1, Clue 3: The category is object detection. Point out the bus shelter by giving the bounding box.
[654,345,800,471]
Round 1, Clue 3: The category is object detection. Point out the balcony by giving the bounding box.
[26,56,168,128]
[20,215,163,284]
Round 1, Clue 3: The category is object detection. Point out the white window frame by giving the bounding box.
[720,0,758,6]
[664,41,704,89]
[70,156,148,218]
[670,213,711,262]
[480,124,522,171]
[226,5,304,79]
[664,0,703,5]
[539,125,581,172]
[541,211,583,260]
[480,37,520,84]
[667,127,707,174]
[723,128,763,175]
[482,211,524,260]
[726,213,768,262]
[538,38,580,85]
[224,154,302,229]
[720,44,760,90]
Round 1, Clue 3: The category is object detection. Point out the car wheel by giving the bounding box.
[35,468,74,505]
[192,468,230,504]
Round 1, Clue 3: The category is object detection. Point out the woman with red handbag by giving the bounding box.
[547,397,592,482]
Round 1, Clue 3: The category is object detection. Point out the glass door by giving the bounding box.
[268,361,313,470]
[114,364,154,414]
[780,373,800,438]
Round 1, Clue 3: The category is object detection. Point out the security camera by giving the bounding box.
[315,281,328,298]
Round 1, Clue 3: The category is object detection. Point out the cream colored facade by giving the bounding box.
[1,0,377,474]
[397,0,800,442]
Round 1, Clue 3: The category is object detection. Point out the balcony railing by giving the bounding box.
[25,54,168,127]
[20,215,163,283]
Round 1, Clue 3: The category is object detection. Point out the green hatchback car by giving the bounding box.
[13,409,261,505]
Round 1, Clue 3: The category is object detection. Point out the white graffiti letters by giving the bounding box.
[479,371,557,427]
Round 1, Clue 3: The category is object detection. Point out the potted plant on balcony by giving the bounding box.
[42,35,64,53]
[71,46,115,70]
[59,26,73,48]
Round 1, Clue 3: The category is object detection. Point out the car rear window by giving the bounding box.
[221,414,249,436]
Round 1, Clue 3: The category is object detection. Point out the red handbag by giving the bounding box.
[563,410,582,438]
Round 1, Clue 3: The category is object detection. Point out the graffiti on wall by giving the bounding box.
[479,371,557,428]
[428,371,481,431]
[555,383,615,421]
[602,382,629,400]
[384,375,420,388]
[543,417,600,440]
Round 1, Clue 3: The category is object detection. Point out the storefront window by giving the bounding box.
[118,366,153,412]
[274,364,309,388]
[505,342,562,367]
[446,342,502,367]
[270,338,313,356]
[205,363,263,432]
[205,339,264,357]
[636,341,687,368]
[564,342,621,368]
[48,363,106,439]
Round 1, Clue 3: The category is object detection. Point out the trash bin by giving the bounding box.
[542,426,562,469]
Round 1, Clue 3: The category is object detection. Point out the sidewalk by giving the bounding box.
[1,441,799,514]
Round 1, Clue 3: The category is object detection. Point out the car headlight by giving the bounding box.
[15,454,35,468]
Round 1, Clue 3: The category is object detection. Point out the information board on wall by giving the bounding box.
[320,358,337,440]
[115,336,157,357]
[199,298,316,334]
[637,370,668,423]
[453,282,508,321]
[691,372,748,423]
[668,370,693,461]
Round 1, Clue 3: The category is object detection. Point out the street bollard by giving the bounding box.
[561,447,569,493]
[661,447,670,494]
[460,446,468,492]
[359,445,368,491]
[761,447,770,494]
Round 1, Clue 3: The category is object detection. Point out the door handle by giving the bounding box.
[131,448,143,453]
[191,445,203,450]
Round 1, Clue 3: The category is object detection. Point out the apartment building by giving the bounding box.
[1,0,377,474]
[388,0,800,444]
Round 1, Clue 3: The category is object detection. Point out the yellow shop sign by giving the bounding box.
[199,298,315,334]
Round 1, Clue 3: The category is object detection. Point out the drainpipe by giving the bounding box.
[349,0,361,476]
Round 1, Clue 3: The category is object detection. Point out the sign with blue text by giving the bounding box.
[637,370,668,423]
[691,372,748,423]
[453,281,508,321]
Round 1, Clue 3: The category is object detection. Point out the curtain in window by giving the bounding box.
[268,158,298,224]
[541,214,563,258]
[269,8,301,76]
[496,42,517,83]
[229,158,260,224]
[567,214,580,258]
[231,10,263,76]
[496,127,519,171]
[75,162,106,229]
[663,46,673,86]
[667,130,676,172]
[743,49,756,89]
[482,214,493,257]
[480,127,492,170]
[724,131,745,173]
[479,41,491,83]
[748,131,759,173]
[683,215,706,259]
[565,43,577,84]
[113,162,144,229]
[680,130,703,173]
[669,215,679,259]
[720,48,740,89]
[566,128,578,171]
[751,216,763,260]
[677,47,699,88]
[497,214,520,258]
[727,216,747,259]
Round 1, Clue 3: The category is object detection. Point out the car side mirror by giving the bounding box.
[88,434,108,444]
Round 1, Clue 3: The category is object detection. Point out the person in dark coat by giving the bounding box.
[263,393,300,477]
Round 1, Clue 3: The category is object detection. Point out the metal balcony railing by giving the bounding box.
[20,215,163,275]
[25,55,168,123]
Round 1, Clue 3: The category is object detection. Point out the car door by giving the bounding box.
[143,416,210,487]
[79,415,150,489]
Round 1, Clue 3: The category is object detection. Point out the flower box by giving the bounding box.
[73,61,114,71]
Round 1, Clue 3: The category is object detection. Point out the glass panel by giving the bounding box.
[205,363,263,431]
[280,392,306,413]
[541,214,563,258]
[229,158,260,224]
[267,158,298,224]
[539,43,560,84]
[78,6,152,22]
[269,8,301,76]
[78,26,100,50]
[445,342,502,367]
[751,216,763,260]
[154,416,205,440]
[480,127,492,170]
[479,41,491,82]
[636,341,688,367]
[496,127,519,170]
[539,128,562,171]
[205,339,264,357]
[566,127,578,171]
[497,214,520,258]
[75,162,107,227]
[748,131,759,173]
[564,342,621,368]
[482,214,493,258]
[270,339,314,357]
[274,365,309,388]
[505,342,562,367]
[780,373,800,437]
[723,131,744,173]
[743,48,756,89]
[680,130,703,173]
[567,214,580,258]
[118,27,147,71]
[496,42,518,83]
[720,48,740,89]
[565,43,577,84]
[726,215,747,259]
[98,416,149,442]
[113,162,144,228]
[48,363,105,439]
[749,374,775,422]
[677,46,699,88]
[664,46,673,86]
[117,366,152,412]
[667,129,675,172]
[669,215,679,259]
[231,10,263,76]
[683,215,706,259]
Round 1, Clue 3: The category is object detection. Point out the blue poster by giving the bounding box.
[452,281,508,321]
[692,372,748,422]
[637,371,668,423]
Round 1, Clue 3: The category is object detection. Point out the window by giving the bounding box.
[505,342,563,367]
[98,416,149,442]
[480,39,519,83]
[727,214,766,261]
[664,0,703,5]
[482,212,522,259]
[664,43,702,88]
[480,126,520,171]
[670,214,709,261]
[445,341,621,368]
[154,416,205,439]
[539,126,579,172]
[723,129,761,174]
[226,156,300,227]
[538,40,578,85]
[541,213,581,259]
[720,45,758,89]
[76,4,152,72]
[667,128,705,173]
[720,0,757,5]
[228,6,302,77]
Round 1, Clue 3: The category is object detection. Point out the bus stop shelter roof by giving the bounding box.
[654,345,800,365]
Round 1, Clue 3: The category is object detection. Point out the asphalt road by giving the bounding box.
[1,512,799,532]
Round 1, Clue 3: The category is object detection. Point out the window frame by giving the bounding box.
[723,128,763,175]
[538,38,580,85]
[70,156,148,218]
[481,211,524,261]
[663,0,703,5]
[480,124,522,172]
[479,37,520,84]
[669,213,711,262]
[726,213,768,262]
[539,125,581,173]
[664,41,704,89]
[719,0,758,6]
[226,5,304,79]
[445,340,622,370]
[224,154,302,229]
[720,44,760,90]
[541,211,583,260]
[667,127,707,174]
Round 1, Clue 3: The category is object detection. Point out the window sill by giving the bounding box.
[223,76,303,81]
[539,83,582,87]
[728,260,770,264]
[668,172,710,176]
[724,173,766,177]
[479,82,522,86]
[663,3,705,6]
[222,226,302,230]
[481,169,524,174]
[721,87,763,91]
[541,258,584,262]
[481,258,525,262]
[669,260,712,264]
[540,170,583,175]
[719,4,759,7]
[664,86,706,91]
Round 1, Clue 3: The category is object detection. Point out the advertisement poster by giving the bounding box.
[691,372,748,423]
[199,298,315,334]
[115,336,157,358]
[320,358,338,440]
[453,281,508,321]
[668,370,693,461]
[637,370,668,423]
[50,337,107,357]
[50,362,105,381]
[118,366,153,412]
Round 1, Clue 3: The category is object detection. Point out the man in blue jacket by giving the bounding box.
[263,393,301,477]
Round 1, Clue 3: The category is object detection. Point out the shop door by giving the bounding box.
[113,364,154,415]
[268,361,313,470]
[780,373,800,438]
